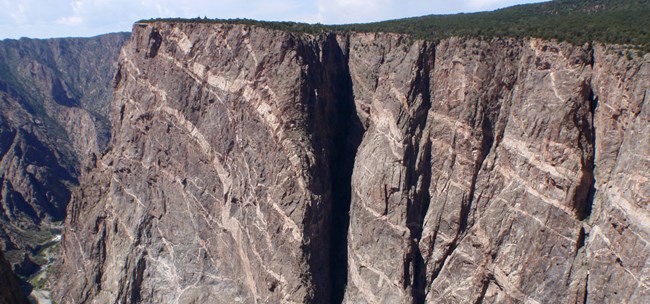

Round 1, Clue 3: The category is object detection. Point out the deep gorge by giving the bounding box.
[46,22,649,303]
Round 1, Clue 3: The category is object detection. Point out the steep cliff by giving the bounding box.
[54,22,649,303]
[0,33,128,278]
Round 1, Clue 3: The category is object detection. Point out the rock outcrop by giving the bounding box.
[0,33,128,277]
[0,248,29,304]
[54,22,649,303]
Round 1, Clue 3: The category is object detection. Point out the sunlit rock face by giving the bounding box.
[54,22,649,303]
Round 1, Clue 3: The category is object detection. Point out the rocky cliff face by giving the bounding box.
[54,22,649,303]
[0,248,29,304]
[0,33,128,278]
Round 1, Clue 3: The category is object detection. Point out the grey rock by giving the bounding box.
[56,24,341,304]
[53,22,650,304]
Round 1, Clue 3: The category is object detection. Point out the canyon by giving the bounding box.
[0,33,128,300]
[47,22,648,303]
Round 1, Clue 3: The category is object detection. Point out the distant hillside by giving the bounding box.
[0,32,128,287]
[142,0,650,51]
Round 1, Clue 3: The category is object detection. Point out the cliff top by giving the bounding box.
[139,0,650,51]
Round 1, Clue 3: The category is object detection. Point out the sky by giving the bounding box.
[0,0,546,39]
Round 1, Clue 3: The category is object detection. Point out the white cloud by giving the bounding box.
[9,4,27,24]
[56,16,83,25]
[316,0,391,23]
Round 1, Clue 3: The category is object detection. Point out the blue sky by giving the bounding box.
[0,0,546,39]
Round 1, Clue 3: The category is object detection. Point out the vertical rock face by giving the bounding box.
[345,36,593,303]
[54,22,649,303]
[56,23,350,303]
[409,38,594,304]
[0,33,128,276]
[344,34,434,303]
[585,45,650,302]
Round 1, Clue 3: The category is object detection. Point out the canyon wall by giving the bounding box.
[0,33,128,278]
[54,22,649,303]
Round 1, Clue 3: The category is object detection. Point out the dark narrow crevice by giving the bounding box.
[408,139,432,304]
[299,33,362,303]
[580,179,596,221]
[575,226,586,254]
[582,273,590,304]
[383,185,389,216]
[112,63,123,89]
[584,85,598,219]
[93,225,107,288]
[145,28,162,58]
[129,252,147,304]
[461,107,495,234]
[324,34,363,304]
[587,42,595,69]
[475,274,494,304]
[574,83,597,220]
[402,42,434,304]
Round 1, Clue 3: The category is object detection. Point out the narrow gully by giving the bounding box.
[324,35,363,304]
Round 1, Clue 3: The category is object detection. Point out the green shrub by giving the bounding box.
[139,0,650,51]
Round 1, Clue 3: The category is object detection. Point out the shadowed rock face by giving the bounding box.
[0,249,29,304]
[54,22,649,303]
[0,33,128,277]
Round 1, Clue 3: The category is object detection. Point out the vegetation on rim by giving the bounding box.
[140,0,650,51]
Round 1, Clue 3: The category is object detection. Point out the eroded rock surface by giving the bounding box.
[56,24,348,304]
[54,23,649,303]
[0,33,128,277]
